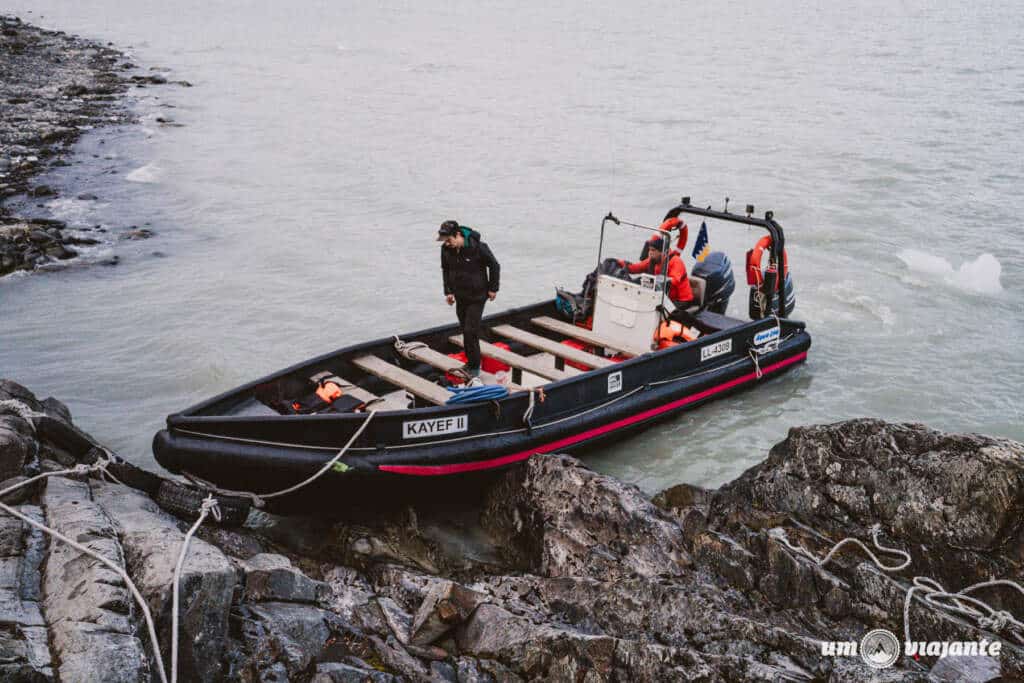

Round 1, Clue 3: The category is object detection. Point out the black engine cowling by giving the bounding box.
[692,251,735,314]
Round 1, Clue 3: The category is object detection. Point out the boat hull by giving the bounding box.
[154,314,810,504]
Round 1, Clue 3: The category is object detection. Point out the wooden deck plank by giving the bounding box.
[352,355,452,406]
[492,324,616,369]
[448,335,571,382]
[530,316,647,357]
[332,376,408,412]
[394,343,526,392]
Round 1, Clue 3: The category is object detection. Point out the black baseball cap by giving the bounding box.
[437,220,460,241]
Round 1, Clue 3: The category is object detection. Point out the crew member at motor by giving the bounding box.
[620,232,695,317]
[438,220,500,379]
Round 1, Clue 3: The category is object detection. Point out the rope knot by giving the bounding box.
[979,610,1012,632]
[200,495,222,522]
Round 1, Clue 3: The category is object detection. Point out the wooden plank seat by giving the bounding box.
[448,335,571,382]
[491,324,616,369]
[393,342,526,392]
[530,316,648,357]
[352,355,452,406]
[330,375,409,412]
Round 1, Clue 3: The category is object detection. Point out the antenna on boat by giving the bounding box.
[723,197,730,213]
[746,204,755,217]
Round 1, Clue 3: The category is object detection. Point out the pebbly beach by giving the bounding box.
[0,14,184,277]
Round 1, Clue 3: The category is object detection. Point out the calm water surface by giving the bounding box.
[2,1,1021,492]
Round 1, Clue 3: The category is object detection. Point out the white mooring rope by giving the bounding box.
[171,494,221,683]
[0,459,170,683]
[770,523,1024,657]
[0,397,377,683]
[182,408,377,508]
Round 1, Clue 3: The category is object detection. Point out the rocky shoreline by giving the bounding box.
[0,15,182,277]
[0,377,1021,682]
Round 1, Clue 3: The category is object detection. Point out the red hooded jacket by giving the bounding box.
[626,249,694,305]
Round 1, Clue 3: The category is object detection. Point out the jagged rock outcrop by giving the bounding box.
[2,378,1023,681]
[91,481,236,681]
[41,476,149,682]
[0,506,52,680]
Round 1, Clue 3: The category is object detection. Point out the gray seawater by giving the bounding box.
[2,1,1021,492]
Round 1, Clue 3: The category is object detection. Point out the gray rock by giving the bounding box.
[91,480,235,682]
[39,397,71,423]
[0,476,35,505]
[233,601,334,678]
[313,661,400,682]
[928,654,1001,682]
[368,634,431,681]
[0,428,31,481]
[0,506,52,680]
[409,580,488,646]
[41,476,148,682]
[377,596,413,644]
[0,381,42,412]
[713,420,1024,590]
[430,660,457,682]
[242,552,326,604]
[482,453,691,579]
[455,657,495,683]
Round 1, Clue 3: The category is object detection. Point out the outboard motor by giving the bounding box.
[692,251,735,314]
[748,270,795,319]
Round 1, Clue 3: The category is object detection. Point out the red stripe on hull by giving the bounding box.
[378,351,807,476]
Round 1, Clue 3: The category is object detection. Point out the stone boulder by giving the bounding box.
[482,453,691,579]
[91,481,236,682]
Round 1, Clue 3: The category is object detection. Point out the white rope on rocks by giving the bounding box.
[769,523,911,572]
[0,398,45,430]
[769,523,1024,654]
[171,495,221,683]
[1,397,376,683]
[903,576,1024,647]
[0,461,170,683]
[172,409,376,680]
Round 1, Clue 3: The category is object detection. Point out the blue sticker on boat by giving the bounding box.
[753,326,780,346]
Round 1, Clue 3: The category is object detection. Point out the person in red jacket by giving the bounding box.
[620,232,695,312]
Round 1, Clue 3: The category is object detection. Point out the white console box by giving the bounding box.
[592,274,662,354]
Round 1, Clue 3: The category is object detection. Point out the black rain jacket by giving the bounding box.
[441,227,500,302]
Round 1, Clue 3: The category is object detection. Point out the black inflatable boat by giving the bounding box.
[154,198,810,504]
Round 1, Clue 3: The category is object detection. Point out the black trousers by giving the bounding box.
[455,298,486,369]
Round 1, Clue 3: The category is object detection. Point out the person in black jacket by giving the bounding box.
[437,220,500,378]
